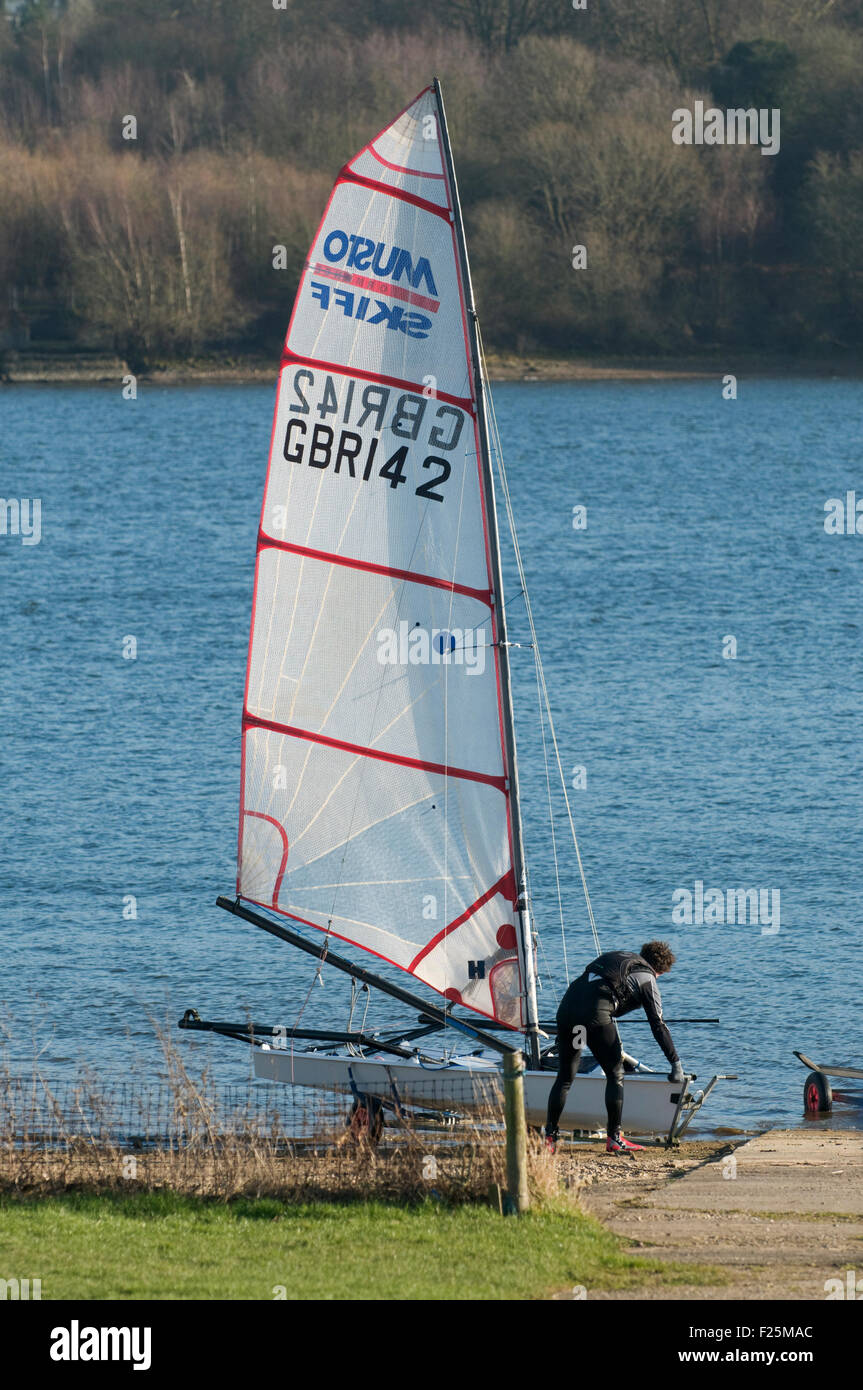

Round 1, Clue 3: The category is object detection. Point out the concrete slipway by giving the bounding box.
[556,1129,863,1300]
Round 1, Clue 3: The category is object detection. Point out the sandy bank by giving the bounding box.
[2,352,860,386]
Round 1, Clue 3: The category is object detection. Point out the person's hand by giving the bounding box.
[668,1060,685,1083]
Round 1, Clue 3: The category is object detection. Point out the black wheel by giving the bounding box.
[803,1070,832,1114]
[346,1095,385,1145]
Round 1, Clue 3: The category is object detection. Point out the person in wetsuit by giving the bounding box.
[544,940,684,1153]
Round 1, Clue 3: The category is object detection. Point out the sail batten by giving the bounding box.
[242,712,508,791]
[238,85,526,1026]
[258,534,493,605]
[281,348,476,414]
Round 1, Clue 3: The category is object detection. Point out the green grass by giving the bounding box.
[0,1191,721,1300]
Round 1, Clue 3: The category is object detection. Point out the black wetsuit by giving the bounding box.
[545,954,679,1138]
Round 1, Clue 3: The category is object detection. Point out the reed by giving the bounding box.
[0,1031,569,1209]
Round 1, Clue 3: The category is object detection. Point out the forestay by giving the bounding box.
[238,87,525,1026]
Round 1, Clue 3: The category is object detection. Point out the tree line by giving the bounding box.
[1,0,861,367]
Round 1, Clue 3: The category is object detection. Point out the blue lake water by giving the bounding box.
[1,378,861,1134]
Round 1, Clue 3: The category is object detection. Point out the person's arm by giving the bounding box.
[640,976,679,1066]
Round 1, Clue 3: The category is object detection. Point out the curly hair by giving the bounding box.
[641,940,676,974]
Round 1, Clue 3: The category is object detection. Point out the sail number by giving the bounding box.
[284,369,468,504]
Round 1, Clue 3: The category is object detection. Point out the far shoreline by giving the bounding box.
[2,349,860,386]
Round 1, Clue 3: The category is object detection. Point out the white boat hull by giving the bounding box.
[253,1046,693,1137]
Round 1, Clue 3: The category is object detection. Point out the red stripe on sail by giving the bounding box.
[337,168,452,222]
[365,144,446,180]
[243,811,289,908]
[347,86,436,174]
[280,348,474,415]
[242,713,507,791]
[238,894,520,1030]
[408,871,516,971]
[308,262,440,313]
[238,375,289,894]
[257,531,493,607]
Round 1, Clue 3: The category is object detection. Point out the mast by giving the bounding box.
[433,78,541,1068]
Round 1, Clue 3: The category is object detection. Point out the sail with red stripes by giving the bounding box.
[238,86,524,1026]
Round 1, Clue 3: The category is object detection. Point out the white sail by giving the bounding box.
[238,87,524,1026]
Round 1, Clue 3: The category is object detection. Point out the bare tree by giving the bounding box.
[443,0,549,52]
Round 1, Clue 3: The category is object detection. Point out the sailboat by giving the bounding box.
[180,81,730,1144]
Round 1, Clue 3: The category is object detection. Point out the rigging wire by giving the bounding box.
[288,940,328,1066]
[533,650,569,985]
[358,982,371,1037]
[346,977,358,1055]
[479,327,602,963]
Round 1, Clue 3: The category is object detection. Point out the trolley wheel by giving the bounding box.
[804,1070,832,1114]
[346,1095,385,1145]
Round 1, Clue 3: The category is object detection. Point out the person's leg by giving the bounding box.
[587,1021,624,1137]
[545,1019,583,1137]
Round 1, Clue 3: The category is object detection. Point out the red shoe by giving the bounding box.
[606,1131,644,1154]
[545,1132,559,1155]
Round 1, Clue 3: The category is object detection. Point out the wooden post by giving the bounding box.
[503,1050,530,1214]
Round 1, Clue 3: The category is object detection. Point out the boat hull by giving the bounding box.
[253,1047,689,1137]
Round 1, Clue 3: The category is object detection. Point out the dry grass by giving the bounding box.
[0,1032,567,1209]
